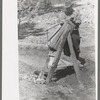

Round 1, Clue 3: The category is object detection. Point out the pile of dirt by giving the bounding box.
[74,3,95,25]
[20,0,95,28]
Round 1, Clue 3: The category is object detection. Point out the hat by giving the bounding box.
[63,1,74,16]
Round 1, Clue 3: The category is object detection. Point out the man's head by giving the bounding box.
[64,2,74,16]
[64,4,81,23]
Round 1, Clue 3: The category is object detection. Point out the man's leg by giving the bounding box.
[71,33,86,67]
[71,33,80,59]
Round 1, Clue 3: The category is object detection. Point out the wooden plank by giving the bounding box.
[67,32,83,85]
[47,24,61,41]
[46,21,75,83]
[48,22,66,50]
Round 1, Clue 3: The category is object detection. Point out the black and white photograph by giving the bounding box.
[17,0,97,100]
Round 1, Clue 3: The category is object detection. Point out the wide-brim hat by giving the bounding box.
[64,6,74,16]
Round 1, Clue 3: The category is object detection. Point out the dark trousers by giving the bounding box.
[63,29,80,59]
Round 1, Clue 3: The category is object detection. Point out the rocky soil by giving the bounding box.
[18,0,96,100]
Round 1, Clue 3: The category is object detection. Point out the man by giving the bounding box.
[47,5,86,69]
[34,4,86,84]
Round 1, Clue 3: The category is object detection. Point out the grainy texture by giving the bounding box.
[18,0,96,100]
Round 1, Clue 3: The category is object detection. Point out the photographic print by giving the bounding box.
[18,0,97,100]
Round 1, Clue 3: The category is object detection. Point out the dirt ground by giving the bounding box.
[18,1,96,100]
[18,22,96,100]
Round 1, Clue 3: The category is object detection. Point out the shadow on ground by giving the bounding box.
[53,66,75,81]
